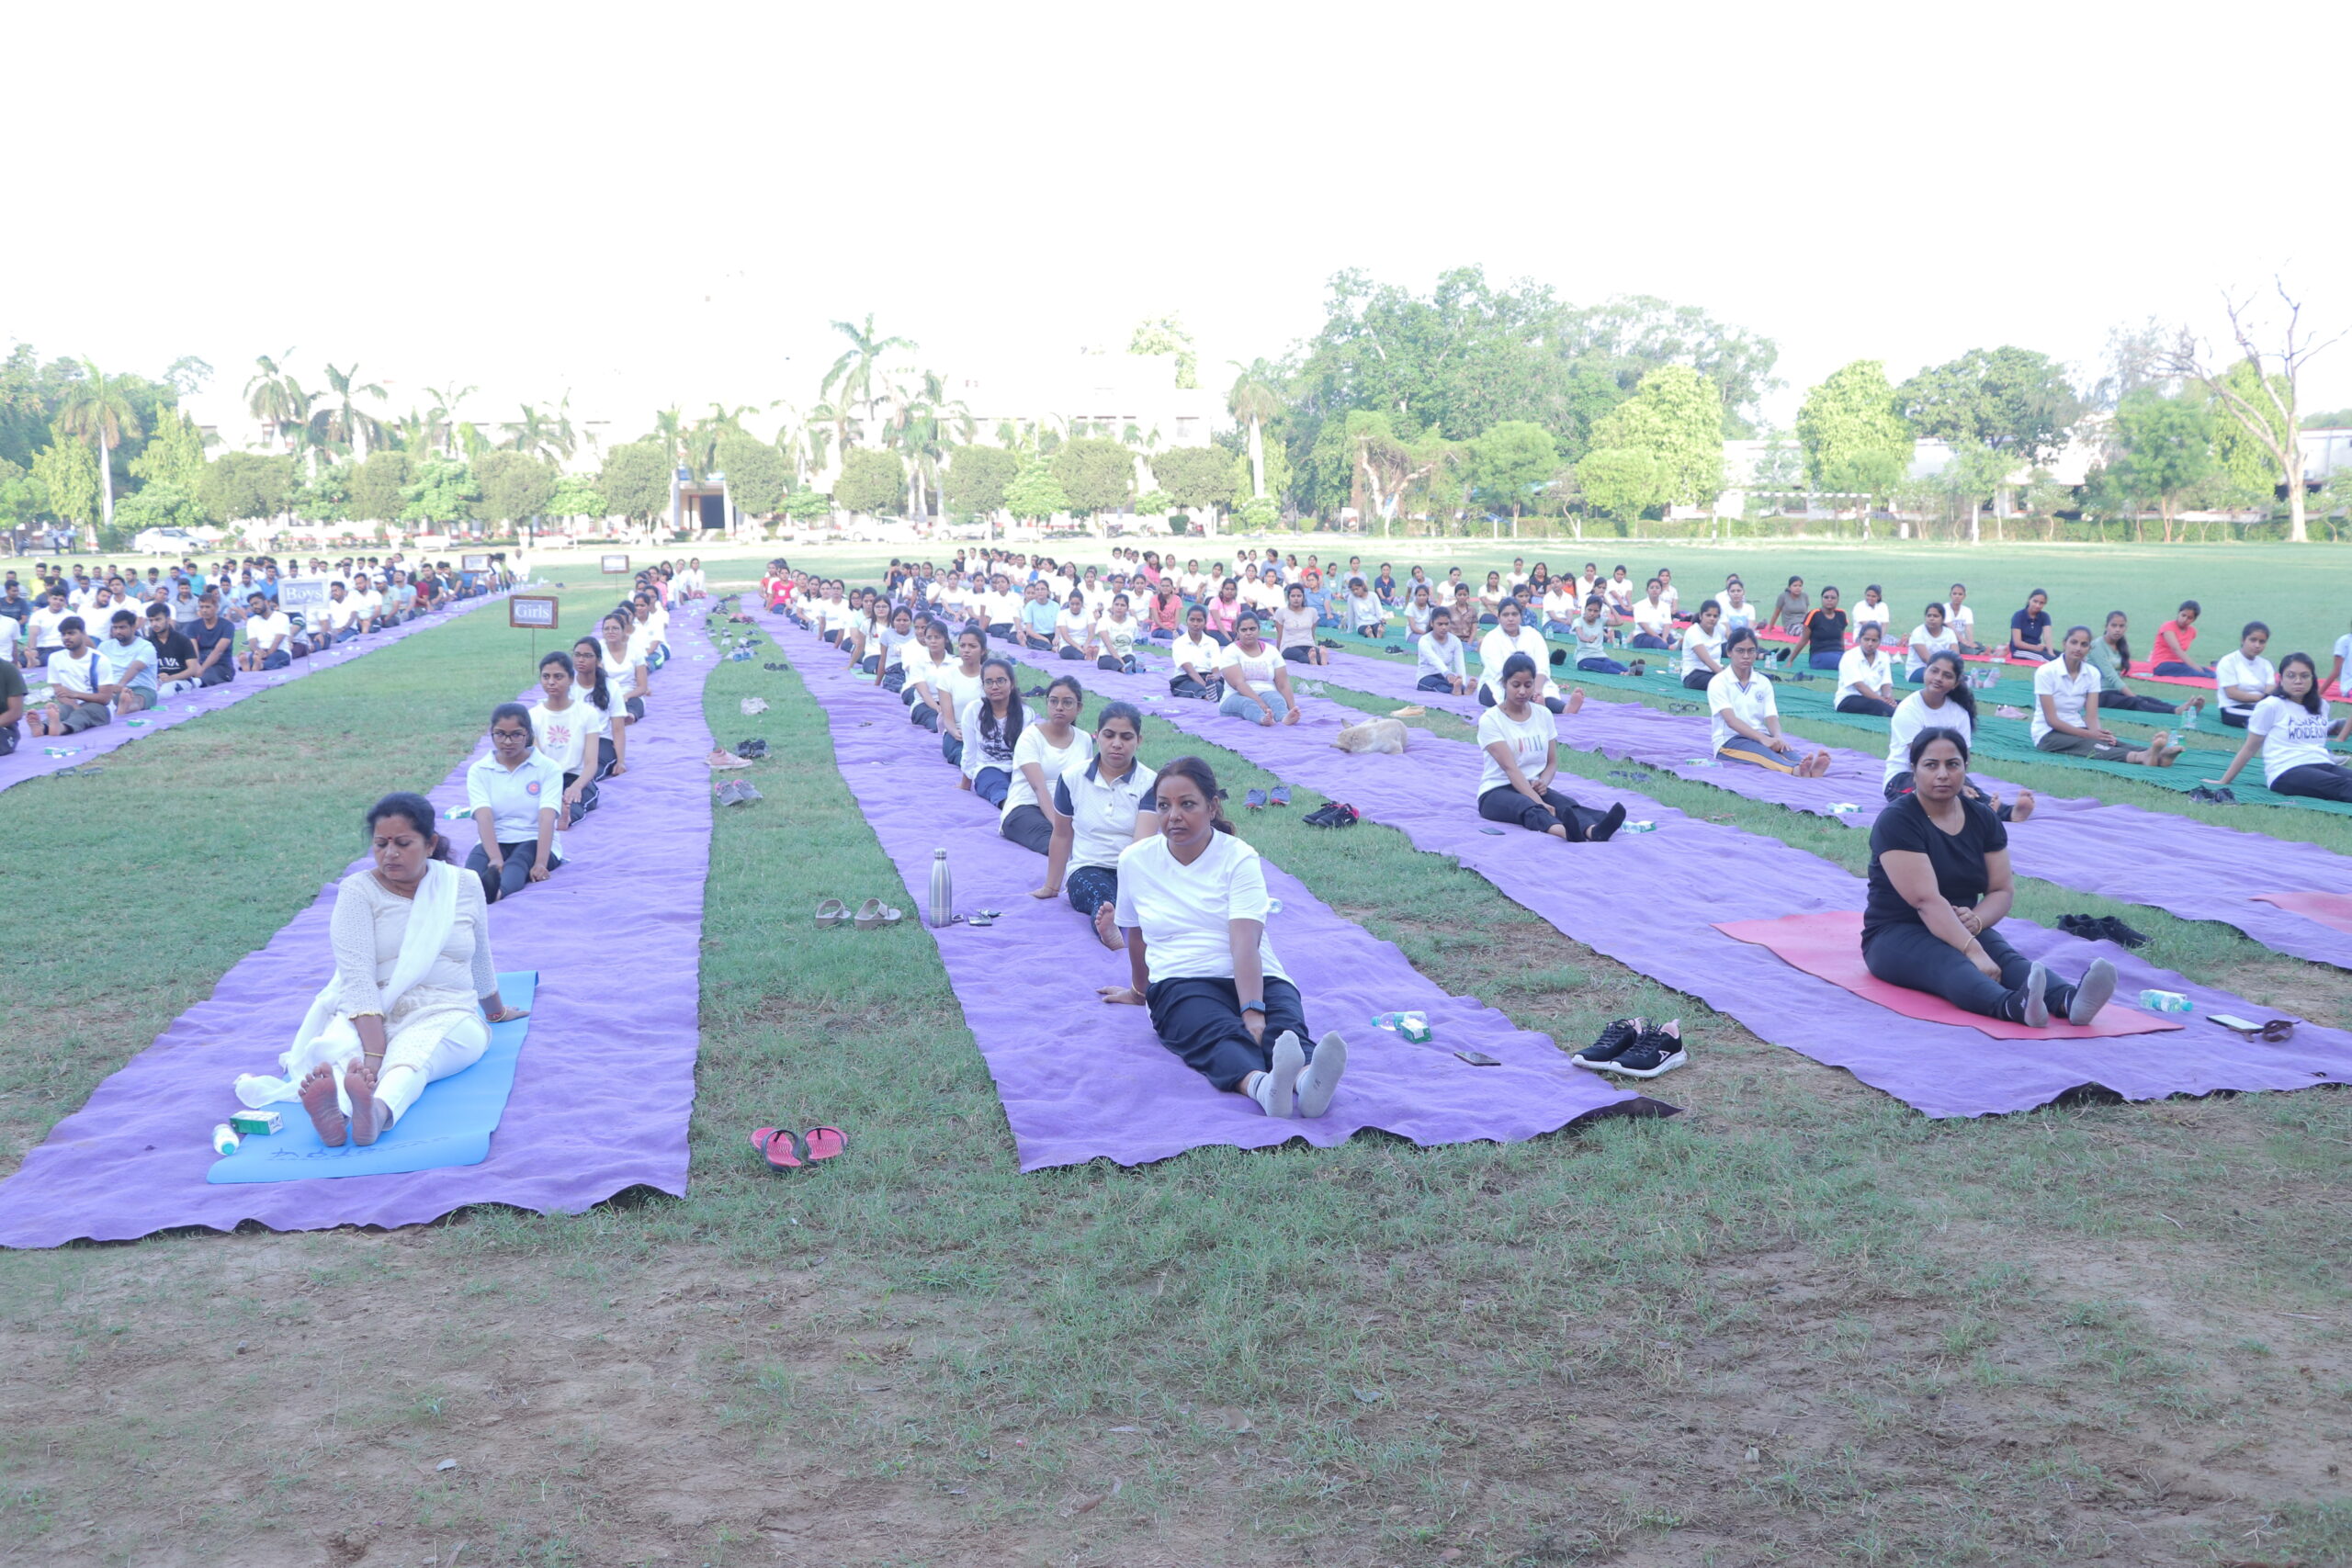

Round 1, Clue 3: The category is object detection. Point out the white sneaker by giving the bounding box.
[1295,1032,1348,1117]
[1251,1032,1306,1118]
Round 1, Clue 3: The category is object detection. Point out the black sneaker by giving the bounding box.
[2057,913,2103,942]
[1606,1024,1687,1078]
[1572,1017,1645,1069]
[1303,803,1360,829]
[2097,915,2150,949]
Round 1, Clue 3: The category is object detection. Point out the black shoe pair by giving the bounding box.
[2057,913,2149,949]
[1384,644,1406,654]
[1303,802,1360,829]
[1571,1017,1687,1077]
[734,739,769,760]
[2188,785,2238,806]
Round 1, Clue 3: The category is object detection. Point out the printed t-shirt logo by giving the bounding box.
[526,781,542,795]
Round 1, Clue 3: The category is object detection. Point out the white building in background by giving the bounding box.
[943,351,1229,453]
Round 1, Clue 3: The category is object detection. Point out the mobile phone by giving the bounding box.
[1454,1049,1501,1066]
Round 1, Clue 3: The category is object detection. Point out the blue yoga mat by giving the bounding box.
[208,972,537,1184]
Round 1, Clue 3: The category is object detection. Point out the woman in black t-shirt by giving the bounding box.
[1861,728,2118,1026]
[1800,585,1849,670]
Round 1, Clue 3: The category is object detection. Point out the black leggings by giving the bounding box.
[2219,708,2249,729]
[1476,686,1566,715]
[1001,802,1053,854]
[1862,922,2076,1022]
[1417,672,1459,693]
[198,662,235,688]
[1477,784,1619,840]
[1170,673,1222,701]
[2272,762,2352,802]
[1144,976,1314,1092]
[1066,864,1118,919]
[2096,688,2179,715]
[465,839,560,904]
[1681,669,1713,691]
[1836,694,1898,717]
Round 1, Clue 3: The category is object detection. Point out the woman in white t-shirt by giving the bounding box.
[1097,756,1348,1120]
[1404,583,1438,638]
[1089,593,1144,672]
[1416,606,1473,695]
[1905,602,1960,682]
[1852,584,1892,633]
[957,657,1034,804]
[1707,626,1830,776]
[1629,580,1677,649]
[897,619,951,727]
[1679,601,1727,690]
[1540,580,1579,635]
[1002,675,1094,854]
[1167,604,1226,700]
[1882,651,2033,820]
[1476,599,1566,713]
[2030,626,2179,765]
[1719,580,1758,633]
[1833,622,1899,717]
[2208,652,2352,801]
[2325,622,2349,696]
[529,652,611,826]
[1052,591,1095,662]
[1273,583,1324,666]
[871,604,918,692]
[1476,652,1628,843]
[1216,613,1301,726]
[1035,701,1161,945]
[2211,621,2277,729]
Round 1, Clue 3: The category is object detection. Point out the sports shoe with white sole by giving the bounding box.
[1572,1017,1645,1070]
[1605,1021,1686,1078]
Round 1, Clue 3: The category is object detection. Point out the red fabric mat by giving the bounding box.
[1713,911,2183,1041]
[2252,891,2352,939]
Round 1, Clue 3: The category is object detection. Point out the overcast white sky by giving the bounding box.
[6,2,2347,440]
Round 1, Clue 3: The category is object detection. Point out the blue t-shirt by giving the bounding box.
[2009,607,2052,649]
[1021,599,1058,637]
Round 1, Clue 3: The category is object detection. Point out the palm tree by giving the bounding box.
[820,314,916,455]
[689,402,757,479]
[1227,364,1284,501]
[244,351,309,453]
[425,383,476,457]
[55,360,143,531]
[311,362,389,459]
[644,407,687,470]
[392,409,434,452]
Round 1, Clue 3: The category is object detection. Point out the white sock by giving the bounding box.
[1251,1032,1304,1118]
[1295,1032,1348,1117]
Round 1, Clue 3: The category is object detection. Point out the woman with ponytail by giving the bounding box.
[1096,756,1351,1121]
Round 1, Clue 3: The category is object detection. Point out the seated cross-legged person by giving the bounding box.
[1034,701,1160,947]
[1167,605,1226,700]
[1002,676,1093,854]
[236,793,529,1147]
[1417,606,1474,695]
[2212,621,2277,730]
[1884,650,2033,822]
[1799,586,1849,671]
[2088,611,2200,718]
[1095,755,1349,1121]
[1568,596,1632,676]
[142,601,200,697]
[465,702,564,902]
[1477,598,1572,714]
[1833,621,1899,716]
[1476,652,1627,844]
[1861,728,2118,1026]
[2151,601,2211,678]
[187,594,237,687]
[1679,600,1726,690]
[96,608,158,716]
[2207,651,2352,802]
[242,593,293,670]
[1216,613,1303,727]
[1708,626,1830,776]
[2007,589,2056,664]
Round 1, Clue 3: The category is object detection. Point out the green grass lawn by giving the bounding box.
[0,558,2346,1566]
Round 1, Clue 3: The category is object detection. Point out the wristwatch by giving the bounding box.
[1239,998,1267,1015]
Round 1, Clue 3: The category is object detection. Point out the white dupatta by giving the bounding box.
[234,859,462,1110]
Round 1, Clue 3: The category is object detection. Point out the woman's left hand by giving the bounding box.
[1243,1012,1266,1044]
[607,761,626,777]
[1096,986,1145,1007]
[527,860,553,884]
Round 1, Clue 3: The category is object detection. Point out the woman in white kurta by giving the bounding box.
[237,794,527,1146]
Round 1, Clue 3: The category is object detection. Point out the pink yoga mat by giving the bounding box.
[1713,911,2183,1041]
[2252,891,2352,938]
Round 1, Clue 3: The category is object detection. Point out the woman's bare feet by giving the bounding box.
[1801,750,1832,778]
[345,1059,387,1146]
[299,1064,347,1146]
[2009,787,2036,822]
[1092,902,1123,952]
[1566,688,1586,714]
[1029,884,1058,900]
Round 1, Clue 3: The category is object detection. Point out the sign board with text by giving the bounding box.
[277,579,330,615]
[507,595,560,630]
[601,553,629,574]
[462,552,492,572]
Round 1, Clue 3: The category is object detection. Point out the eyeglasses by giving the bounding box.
[492,728,529,740]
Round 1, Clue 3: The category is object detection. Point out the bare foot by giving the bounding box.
[1092,902,1123,952]
[1802,751,1830,778]
[299,1064,347,1146]
[2009,788,2035,822]
[1566,688,1586,715]
[345,1059,385,1146]
[1029,885,1058,900]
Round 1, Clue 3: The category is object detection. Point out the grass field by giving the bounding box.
[1,547,2348,1567]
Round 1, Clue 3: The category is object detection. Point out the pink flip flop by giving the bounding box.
[752,1127,807,1170]
[799,1125,848,1163]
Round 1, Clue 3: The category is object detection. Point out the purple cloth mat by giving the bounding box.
[0,614,718,1247]
[774,620,1659,1170]
[1311,649,2352,975]
[0,593,507,797]
[1061,656,2352,1118]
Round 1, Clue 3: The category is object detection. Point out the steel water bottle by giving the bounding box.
[929,847,954,928]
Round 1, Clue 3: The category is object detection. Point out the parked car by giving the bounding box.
[133,526,207,555]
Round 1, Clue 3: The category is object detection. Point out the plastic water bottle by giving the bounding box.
[2138,989,2193,1014]
[928,847,954,928]
[211,1123,241,1156]
[2182,704,2198,733]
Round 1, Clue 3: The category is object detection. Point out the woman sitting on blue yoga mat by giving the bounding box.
[1709,627,1831,777]
[1476,653,1628,844]
[1034,700,1159,946]
[1883,651,2033,822]
[1216,613,1303,727]
[957,657,1033,805]
[236,793,530,1148]
[2207,652,2352,803]
[465,703,563,902]
[1096,755,1350,1120]
[1862,728,2118,1027]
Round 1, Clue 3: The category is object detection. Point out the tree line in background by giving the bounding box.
[3,276,2341,549]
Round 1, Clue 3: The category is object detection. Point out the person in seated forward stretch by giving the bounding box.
[1833,620,1899,717]
[1477,598,1568,713]
[1097,755,1349,1120]
[465,702,563,902]
[2031,626,2181,766]
[958,657,1032,804]
[1884,650,2033,821]
[1034,701,1159,946]
[2088,611,2202,718]
[235,794,529,1147]
[1679,600,1726,690]
[2211,621,2276,729]
[1862,728,2118,1026]
[1476,652,1628,844]
[1168,604,1226,700]
[1417,605,1473,695]
[1216,613,1303,727]
[2207,652,2352,802]
[1002,675,1093,854]
[1709,626,1831,776]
